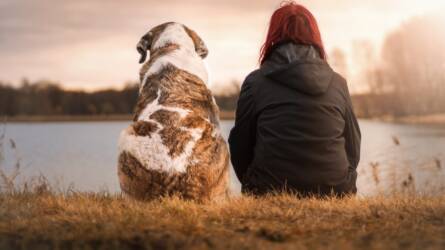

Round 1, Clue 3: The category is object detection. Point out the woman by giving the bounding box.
[228,2,361,197]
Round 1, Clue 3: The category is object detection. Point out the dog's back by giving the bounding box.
[118,23,229,202]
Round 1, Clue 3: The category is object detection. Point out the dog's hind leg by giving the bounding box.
[118,151,163,200]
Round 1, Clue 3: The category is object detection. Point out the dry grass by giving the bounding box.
[0,192,444,250]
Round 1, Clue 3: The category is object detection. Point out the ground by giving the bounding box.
[0,192,444,250]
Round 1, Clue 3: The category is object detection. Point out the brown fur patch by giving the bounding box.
[118,151,228,202]
[118,151,185,200]
[139,63,214,113]
[150,109,193,158]
[180,115,208,130]
[118,151,152,199]
[160,126,192,158]
[149,109,180,126]
[133,81,159,121]
[133,121,158,137]
[152,65,216,120]
[183,25,208,58]
[146,22,175,48]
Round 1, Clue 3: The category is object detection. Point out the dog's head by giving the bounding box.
[136,22,208,64]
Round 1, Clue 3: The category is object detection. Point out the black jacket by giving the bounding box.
[228,43,361,196]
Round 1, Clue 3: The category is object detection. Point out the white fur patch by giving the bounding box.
[141,23,208,89]
[118,89,202,173]
[118,126,202,173]
[152,23,195,51]
[138,89,190,121]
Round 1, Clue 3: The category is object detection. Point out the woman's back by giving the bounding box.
[229,2,361,196]
[229,43,360,196]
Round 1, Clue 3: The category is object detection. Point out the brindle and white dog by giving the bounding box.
[118,22,229,202]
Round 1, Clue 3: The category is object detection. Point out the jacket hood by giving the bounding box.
[261,42,334,95]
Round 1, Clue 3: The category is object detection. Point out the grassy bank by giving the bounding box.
[0,192,444,250]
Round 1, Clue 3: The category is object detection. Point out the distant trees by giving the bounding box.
[213,80,240,112]
[0,79,239,117]
[0,79,139,116]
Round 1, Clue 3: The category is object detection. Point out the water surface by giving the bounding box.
[1,120,444,195]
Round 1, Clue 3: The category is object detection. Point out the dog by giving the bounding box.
[118,22,229,202]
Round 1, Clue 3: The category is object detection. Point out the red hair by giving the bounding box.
[259,1,326,64]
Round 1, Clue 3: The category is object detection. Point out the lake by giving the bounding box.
[0,120,444,196]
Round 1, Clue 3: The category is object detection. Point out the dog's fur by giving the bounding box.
[118,22,229,202]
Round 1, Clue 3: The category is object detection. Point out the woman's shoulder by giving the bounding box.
[237,69,265,99]
[329,70,349,91]
[244,69,263,83]
[328,71,354,106]
[242,69,270,90]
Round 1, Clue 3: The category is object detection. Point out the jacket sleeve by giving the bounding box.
[228,79,256,184]
[343,83,361,169]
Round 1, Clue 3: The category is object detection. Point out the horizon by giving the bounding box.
[1,0,445,93]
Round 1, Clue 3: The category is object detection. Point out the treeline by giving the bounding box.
[0,79,239,117]
[0,80,138,116]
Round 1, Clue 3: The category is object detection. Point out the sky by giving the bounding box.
[1,0,445,93]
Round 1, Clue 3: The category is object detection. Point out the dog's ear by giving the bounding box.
[137,31,153,64]
[183,25,208,59]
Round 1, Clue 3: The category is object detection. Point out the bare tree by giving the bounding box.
[329,48,349,79]
[381,15,445,116]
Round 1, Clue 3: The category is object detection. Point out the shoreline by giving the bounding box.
[2,112,445,125]
[362,113,445,126]
[2,111,236,123]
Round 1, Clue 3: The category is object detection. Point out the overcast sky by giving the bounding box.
[1,0,444,92]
